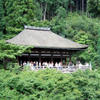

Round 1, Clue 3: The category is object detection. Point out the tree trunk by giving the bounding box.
[3,0,7,34]
[80,0,82,11]
[82,0,84,13]
[3,58,8,69]
[43,3,47,20]
[76,0,78,12]
[69,0,72,12]
[70,4,72,12]
[40,3,43,20]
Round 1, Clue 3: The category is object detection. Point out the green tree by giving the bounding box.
[73,30,95,63]
[0,0,3,36]
[87,0,100,17]
[37,0,70,20]
[0,40,32,69]
[0,0,6,35]
[37,0,53,20]
[3,0,42,34]
[0,69,100,99]
[64,13,100,67]
[96,29,100,67]
[51,7,67,36]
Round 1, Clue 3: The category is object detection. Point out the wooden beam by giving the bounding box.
[31,51,69,55]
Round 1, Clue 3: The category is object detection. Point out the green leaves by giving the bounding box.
[0,69,100,99]
[0,40,32,69]
[0,40,32,60]
[50,7,67,36]
[87,0,100,17]
[1,0,42,34]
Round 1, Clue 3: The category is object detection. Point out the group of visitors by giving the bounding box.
[22,60,91,71]
[23,61,63,70]
[67,61,90,69]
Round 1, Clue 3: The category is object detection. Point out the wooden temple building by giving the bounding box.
[6,26,88,67]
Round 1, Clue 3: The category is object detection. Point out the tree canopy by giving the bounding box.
[0,69,100,100]
[0,40,32,69]
[0,0,100,99]
[0,0,100,68]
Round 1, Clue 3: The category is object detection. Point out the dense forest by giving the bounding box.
[0,0,100,99]
[0,0,100,68]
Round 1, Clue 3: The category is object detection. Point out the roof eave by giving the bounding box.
[6,40,88,50]
[34,46,88,51]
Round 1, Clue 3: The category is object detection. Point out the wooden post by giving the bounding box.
[28,54,30,61]
[51,54,53,62]
[28,53,30,62]
[66,56,67,66]
[69,54,72,62]
[61,53,63,64]
[39,54,41,66]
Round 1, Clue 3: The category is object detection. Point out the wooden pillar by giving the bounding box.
[61,54,63,63]
[69,54,72,62]
[39,53,41,66]
[66,56,67,66]
[51,54,53,62]
[28,53,30,62]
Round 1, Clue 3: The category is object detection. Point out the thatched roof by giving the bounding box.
[6,26,88,50]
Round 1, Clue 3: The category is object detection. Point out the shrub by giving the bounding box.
[0,69,100,100]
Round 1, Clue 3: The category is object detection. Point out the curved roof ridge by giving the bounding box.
[24,25,50,31]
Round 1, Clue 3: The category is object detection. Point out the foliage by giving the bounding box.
[30,20,50,27]
[50,7,67,36]
[0,0,100,69]
[1,0,42,34]
[37,0,70,20]
[0,0,3,35]
[0,69,100,100]
[87,0,100,17]
[96,29,100,67]
[6,63,22,74]
[0,40,30,60]
[50,13,100,68]
[0,1,100,99]
[65,13,100,67]
[0,0,6,37]
[0,40,32,69]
